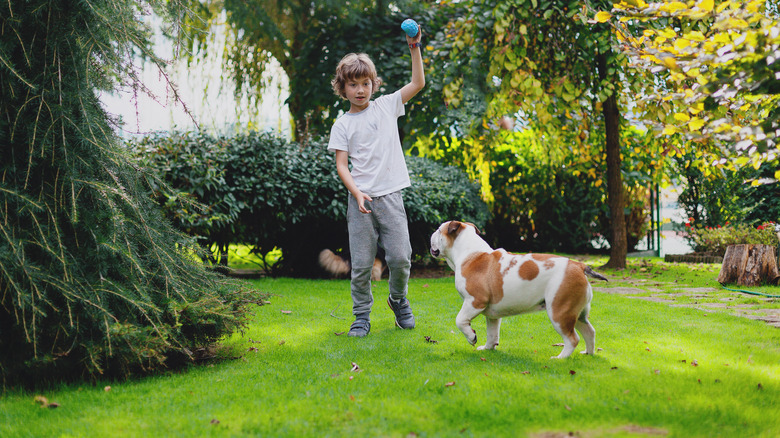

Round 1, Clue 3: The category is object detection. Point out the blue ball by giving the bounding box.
[401,19,419,38]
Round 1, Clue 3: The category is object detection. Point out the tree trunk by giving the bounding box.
[717,244,780,286]
[597,51,627,269]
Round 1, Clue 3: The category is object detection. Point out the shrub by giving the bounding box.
[130,132,489,276]
[481,129,653,253]
[671,156,780,228]
[684,219,780,256]
[405,155,490,256]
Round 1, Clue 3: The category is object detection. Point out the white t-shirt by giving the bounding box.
[327,90,411,197]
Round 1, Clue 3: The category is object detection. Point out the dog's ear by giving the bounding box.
[446,221,462,236]
[464,222,482,235]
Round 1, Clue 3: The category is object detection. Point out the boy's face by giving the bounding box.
[345,76,373,112]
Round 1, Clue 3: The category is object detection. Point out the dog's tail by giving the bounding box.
[319,249,351,277]
[583,265,608,282]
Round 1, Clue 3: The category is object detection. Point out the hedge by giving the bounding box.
[129,131,489,276]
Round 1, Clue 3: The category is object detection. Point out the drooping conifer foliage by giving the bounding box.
[0,1,251,386]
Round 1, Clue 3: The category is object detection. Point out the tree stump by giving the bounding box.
[717,244,780,286]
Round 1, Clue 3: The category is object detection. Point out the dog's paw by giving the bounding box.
[476,344,496,351]
[468,333,477,346]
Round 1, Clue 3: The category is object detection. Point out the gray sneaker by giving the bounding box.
[348,319,371,337]
[387,297,415,329]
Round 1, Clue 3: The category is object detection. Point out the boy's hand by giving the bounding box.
[405,26,422,45]
[356,192,373,214]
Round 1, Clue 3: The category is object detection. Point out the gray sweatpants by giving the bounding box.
[347,191,412,317]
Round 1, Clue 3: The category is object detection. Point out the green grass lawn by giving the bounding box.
[2,260,779,437]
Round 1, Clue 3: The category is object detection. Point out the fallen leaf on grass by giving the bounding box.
[569,370,576,375]
[445,381,456,387]
[210,419,220,425]
[521,371,530,375]
[278,340,286,345]
[552,343,564,347]
[424,336,438,344]
[565,405,572,411]
[247,347,258,352]
[691,360,699,367]
[104,386,111,392]
[611,367,618,370]
[758,383,763,390]
[281,310,292,314]
[334,331,346,336]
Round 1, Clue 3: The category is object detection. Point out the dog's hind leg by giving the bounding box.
[456,300,484,346]
[576,286,595,355]
[551,325,579,359]
[547,311,579,359]
[478,317,501,350]
[575,318,596,355]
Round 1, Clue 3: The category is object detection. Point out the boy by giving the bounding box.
[327,28,425,337]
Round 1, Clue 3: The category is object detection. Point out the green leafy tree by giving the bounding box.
[603,0,780,171]
[0,1,251,386]
[422,0,661,268]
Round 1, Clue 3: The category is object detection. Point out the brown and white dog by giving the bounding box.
[429,221,608,359]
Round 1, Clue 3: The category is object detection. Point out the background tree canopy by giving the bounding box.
[603,0,780,169]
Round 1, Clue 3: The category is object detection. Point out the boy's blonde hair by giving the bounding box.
[331,53,383,99]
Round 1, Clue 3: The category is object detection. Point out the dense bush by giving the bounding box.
[130,132,489,276]
[672,156,780,228]
[684,220,780,256]
[476,130,653,253]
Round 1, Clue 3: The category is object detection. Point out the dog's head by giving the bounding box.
[429,221,480,259]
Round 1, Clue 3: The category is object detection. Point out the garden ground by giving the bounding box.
[1,257,778,437]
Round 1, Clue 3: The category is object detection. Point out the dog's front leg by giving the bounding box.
[478,317,501,350]
[455,300,483,346]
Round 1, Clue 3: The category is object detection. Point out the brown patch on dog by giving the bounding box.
[443,221,464,248]
[518,260,539,281]
[502,257,519,277]
[550,261,589,336]
[461,251,505,308]
[532,253,562,270]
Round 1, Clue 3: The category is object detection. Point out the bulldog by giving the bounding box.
[430,221,607,359]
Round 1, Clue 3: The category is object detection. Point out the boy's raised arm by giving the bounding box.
[400,29,425,104]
